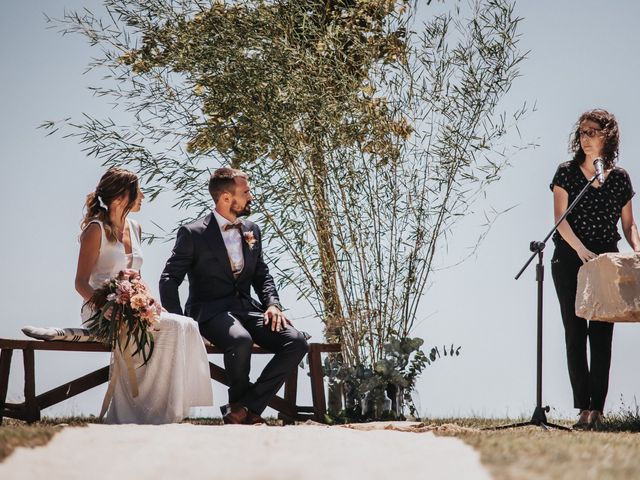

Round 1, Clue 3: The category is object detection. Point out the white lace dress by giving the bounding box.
[80,219,213,424]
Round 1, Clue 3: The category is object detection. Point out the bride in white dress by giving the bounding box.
[75,167,212,424]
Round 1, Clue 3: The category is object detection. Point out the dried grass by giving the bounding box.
[427,417,640,480]
[3,414,640,479]
[0,418,91,463]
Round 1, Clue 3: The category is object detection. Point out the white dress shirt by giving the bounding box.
[212,209,244,275]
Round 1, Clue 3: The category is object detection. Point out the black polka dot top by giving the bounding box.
[550,161,635,247]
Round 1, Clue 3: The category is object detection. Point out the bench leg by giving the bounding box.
[0,349,13,424]
[284,367,298,406]
[37,366,110,410]
[308,344,327,423]
[23,349,40,423]
[279,366,299,424]
[208,361,299,420]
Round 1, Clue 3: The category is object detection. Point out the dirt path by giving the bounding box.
[0,423,491,479]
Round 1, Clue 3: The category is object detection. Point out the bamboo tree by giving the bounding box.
[45,0,530,412]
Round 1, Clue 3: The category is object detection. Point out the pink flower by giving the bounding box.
[244,231,256,250]
[138,304,161,325]
[130,293,148,310]
[114,293,130,305]
[116,280,134,296]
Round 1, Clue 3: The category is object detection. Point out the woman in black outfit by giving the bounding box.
[551,109,640,428]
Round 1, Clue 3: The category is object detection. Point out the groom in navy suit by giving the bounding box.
[159,167,308,424]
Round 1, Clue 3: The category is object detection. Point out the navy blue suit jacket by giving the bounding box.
[159,213,282,323]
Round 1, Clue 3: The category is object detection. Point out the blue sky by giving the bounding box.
[2,0,640,419]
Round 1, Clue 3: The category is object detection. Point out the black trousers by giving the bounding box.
[551,241,617,412]
[199,310,308,415]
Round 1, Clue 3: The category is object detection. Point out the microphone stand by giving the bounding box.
[493,172,599,431]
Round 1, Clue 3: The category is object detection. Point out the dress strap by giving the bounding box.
[82,219,106,245]
[128,218,142,244]
[83,218,103,230]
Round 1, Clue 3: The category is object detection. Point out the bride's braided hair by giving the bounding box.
[82,167,140,243]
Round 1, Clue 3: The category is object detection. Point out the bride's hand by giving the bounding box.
[102,304,116,320]
[122,268,141,280]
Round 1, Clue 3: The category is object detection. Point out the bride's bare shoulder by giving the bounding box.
[80,221,102,244]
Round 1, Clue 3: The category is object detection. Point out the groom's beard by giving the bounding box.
[231,200,251,217]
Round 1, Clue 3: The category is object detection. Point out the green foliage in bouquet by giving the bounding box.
[84,272,160,365]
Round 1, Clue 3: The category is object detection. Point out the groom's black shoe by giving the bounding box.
[245,410,267,425]
[221,403,248,424]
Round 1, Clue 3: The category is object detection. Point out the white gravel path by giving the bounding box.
[0,423,491,480]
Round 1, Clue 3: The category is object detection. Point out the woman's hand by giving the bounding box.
[122,268,141,280]
[553,186,595,262]
[575,245,597,263]
[101,304,117,320]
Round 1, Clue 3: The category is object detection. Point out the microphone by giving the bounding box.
[593,157,606,184]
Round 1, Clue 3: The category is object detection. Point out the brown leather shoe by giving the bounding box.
[572,409,590,430]
[245,410,267,425]
[588,410,604,430]
[221,403,248,425]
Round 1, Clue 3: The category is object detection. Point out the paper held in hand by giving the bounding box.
[576,252,640,322]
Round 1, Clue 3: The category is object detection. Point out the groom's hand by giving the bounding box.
[263,305,290,332]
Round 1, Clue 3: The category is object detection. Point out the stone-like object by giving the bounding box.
[576,252,640,322]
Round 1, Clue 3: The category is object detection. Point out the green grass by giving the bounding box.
[600,402,640,432]
[184,416,284,426]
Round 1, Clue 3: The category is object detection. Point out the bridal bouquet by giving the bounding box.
[84,270,161,364]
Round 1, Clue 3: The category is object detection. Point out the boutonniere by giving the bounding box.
[243,231,256,250]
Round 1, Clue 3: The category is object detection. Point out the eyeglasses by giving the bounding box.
[579,128,603,138]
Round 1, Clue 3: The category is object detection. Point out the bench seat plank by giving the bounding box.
[0,338,340,424]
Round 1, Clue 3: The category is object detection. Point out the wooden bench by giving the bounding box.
[0,339,340,425]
